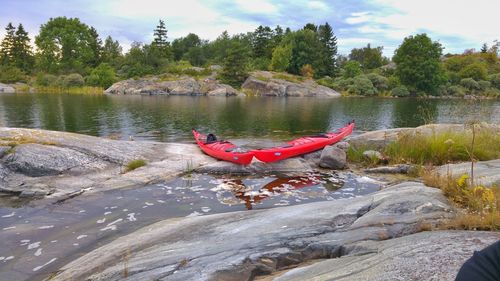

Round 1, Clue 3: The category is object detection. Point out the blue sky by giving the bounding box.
[0,0,498,57]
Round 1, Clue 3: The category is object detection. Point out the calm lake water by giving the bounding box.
[0,172,383,281]
[1,94,499,141]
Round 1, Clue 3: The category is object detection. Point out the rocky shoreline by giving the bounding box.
[0,124,499,280]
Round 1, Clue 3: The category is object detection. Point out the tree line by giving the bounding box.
[0,17,499,97]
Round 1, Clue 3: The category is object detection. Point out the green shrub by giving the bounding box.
[446,71,461,84]
[447,85,466,96]
[478,80,491,91]
[124,159,147,172]
[366,73,388,92]
[391,86,410,97]
[489,73,500,89]
[387,75,400,89]
[334,77,353,91]
[0,65,26,83]
[86,63,116,89]
[249,57,271,71]
[270,44,292,72]
[482,87,500,97]
[163,60,192,74]
[316,76,336,88]
[342,60,362,78]
[460,78,480,92]
[35,73,58,86]
[63,73,85,87]
[459,62,488,80]
[348,75,376,96]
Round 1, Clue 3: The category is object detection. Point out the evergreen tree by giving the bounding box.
[218,40,249,87]
[153,19,168,48]
[480,43,488,53]
[102,36,123,65]
[317,22,338,76]
[152,19,171,59]
[252,25,273,58]
[0,23,16,65]
[303,23,317,32]
[12,24,34,72]
[88,26,103,67]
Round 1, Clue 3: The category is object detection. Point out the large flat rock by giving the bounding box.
[274,230,500,281]
[51,182,454,281]
[4,143,109,177]
[242,71,341,97]
[348,123,500,149]
[435,159,500,187]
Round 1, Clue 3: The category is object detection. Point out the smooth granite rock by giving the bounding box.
[242,71,341,97]
[105,77,239,96]
[434,159,500,187]
[4,143,109,177]
[0,83,15,93]
[50,182,454,281]
[274,231,500,281]
[319,146,347,169]
[364,164,412,174]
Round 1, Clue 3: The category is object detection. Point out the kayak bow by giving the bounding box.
[251,121,355,163]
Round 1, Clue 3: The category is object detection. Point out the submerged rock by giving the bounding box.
[319,145,347,169]
[50,182,454,281]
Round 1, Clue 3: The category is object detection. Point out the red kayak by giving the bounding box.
[251,122,355,163]
[192,130,254,165]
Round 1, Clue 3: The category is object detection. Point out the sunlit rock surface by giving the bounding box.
[50,182,455,281]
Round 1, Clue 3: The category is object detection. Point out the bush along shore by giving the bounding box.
[1,18,499,97]
[347,123,500,230]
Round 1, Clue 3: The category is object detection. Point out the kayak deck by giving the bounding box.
[250,122,355,163]
[192,130,254,165]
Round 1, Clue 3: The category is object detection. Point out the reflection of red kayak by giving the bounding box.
[251,122,355,163]
[192,130,254,165]
[231,175,320,210]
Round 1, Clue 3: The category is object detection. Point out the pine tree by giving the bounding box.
[252,25,273,58]
[480,43,488,53]
[0,23,16,65]
[218,40,249,87]
[317,22,338,77]
[152,19,171,59]
[153,19,169,48]
[88,26,103,67]
[102,35,123,65]
[12,24,34,72]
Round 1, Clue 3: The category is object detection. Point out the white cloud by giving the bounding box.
[234,0,278,14]
[345,12,372,24]
[307,1,329,10]
[371,0,500,48]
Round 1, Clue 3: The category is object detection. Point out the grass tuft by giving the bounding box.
[349,127,500,167]
[124,159,147,173]
[422,170,499,231]
[35,86,104,94]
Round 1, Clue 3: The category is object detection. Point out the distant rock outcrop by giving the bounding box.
[105,76,241,96]
[242,71,341,97]
[0,83,15,93]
